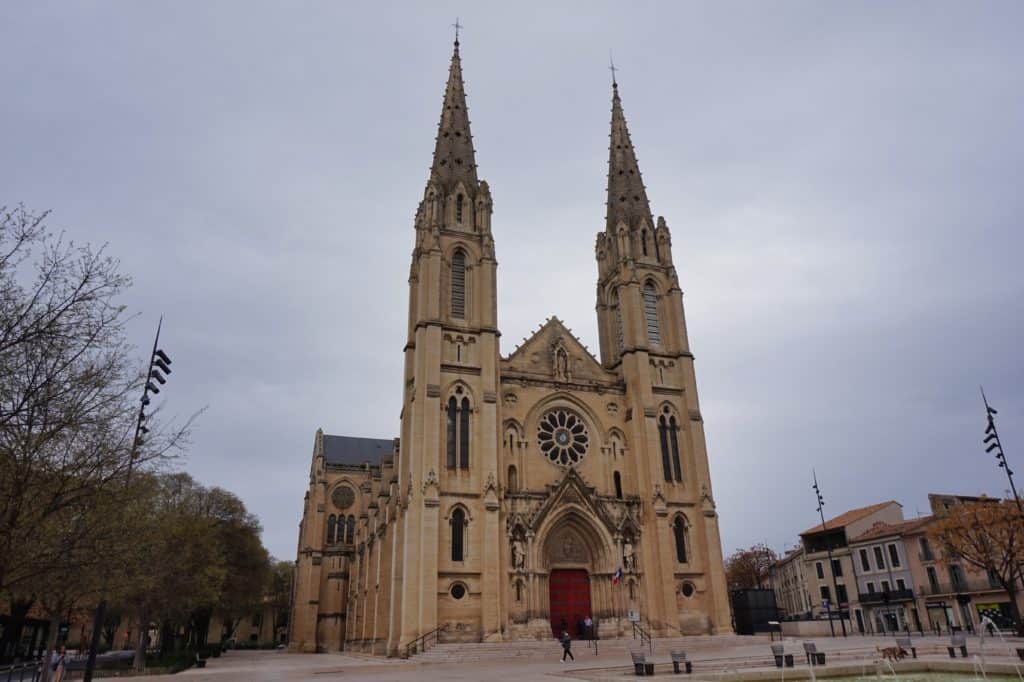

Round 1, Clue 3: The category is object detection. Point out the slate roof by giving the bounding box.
[800,500,899,536]
[321,435,393,466]
[849,516,935,543]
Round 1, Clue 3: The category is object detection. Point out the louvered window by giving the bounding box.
[451,251,466,318]
[446,397,457,468]
[643,283,660,345]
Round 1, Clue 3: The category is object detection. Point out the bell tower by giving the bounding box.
[392,36,503,653]
[593,78,733,634]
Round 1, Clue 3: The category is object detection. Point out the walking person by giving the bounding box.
[51,646,68,682]
[584,615,594,640]
[559,628,574,662]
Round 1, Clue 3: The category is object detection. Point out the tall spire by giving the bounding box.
[429,38,479,192]
[606,81,652,232]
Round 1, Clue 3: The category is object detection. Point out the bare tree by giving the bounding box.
[725,543,778,591]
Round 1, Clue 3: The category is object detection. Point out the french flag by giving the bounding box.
[612,567,623,585]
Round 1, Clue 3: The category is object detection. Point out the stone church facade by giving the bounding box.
[289,39,732,656]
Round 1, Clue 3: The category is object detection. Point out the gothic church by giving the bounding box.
[290,38,732,656]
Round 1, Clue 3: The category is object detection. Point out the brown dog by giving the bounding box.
[877,646,908,662]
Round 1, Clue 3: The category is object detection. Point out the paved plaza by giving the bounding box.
[116,634,1024,681]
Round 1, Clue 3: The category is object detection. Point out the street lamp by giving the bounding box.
[813,471,848,637]
[83,318,173,682]
[981,387,1020,514]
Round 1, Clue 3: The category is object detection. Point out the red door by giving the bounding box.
[549,569,591,637]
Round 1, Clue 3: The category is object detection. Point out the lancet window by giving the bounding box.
[446,391,471,469]
[658,408,683,482]
[643,282,660,345]
[673,516,688,563]
[451,507,466,561]
[451,250,466,318]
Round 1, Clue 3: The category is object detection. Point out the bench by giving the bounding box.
[195,653,207,669]
[630,650,654,676]
[803,641,826,666]
[948,633,968,659]
[670,650,692,674]
[895,636,916,659]
[771,644,794,668]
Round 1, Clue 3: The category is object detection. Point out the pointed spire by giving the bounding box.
[606,80,653,232]
[429,39,479,193]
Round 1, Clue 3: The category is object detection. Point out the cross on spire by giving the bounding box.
[452,17,463,45]
[609,51,619,87]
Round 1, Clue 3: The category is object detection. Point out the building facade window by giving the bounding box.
[820,585,831,601]
[658,409,682,483]
[643,283,660,345]
[451,250,466,318]
[888,544,901,568]
[668,416,682,481]
[873,546,886,570]
[920,537,934,561]
[927,566,940,591]
[881,580,891,592]
[949,564,967,591]
[673,516,688,563]
[831,559,843,577]
[614,471,623,499]
[860,548,871,572]
[866,581,876,594]
[836,584,848,604]
[446,397,458,468]
[507,465,518,493]
[326,515,337,544]
[816,562,824,579]
[459,396,470,468]
[345,515,355,544]
[455,194,464,223]
[896,578,906,591]
[451,508,466,562]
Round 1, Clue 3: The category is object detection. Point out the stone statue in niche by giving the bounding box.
[511,535,526,570]
[623,537,636,572]
[550,337,572,382]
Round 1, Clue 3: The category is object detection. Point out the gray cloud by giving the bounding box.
[2,1,1021,559]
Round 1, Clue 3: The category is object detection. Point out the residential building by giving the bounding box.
[848,517,928,634]
[769,548,811,617]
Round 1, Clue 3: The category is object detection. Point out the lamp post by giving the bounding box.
[813,471,847,637]
[981,387,1020,514]
[83,319,172,682]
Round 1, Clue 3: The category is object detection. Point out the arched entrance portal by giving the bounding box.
[549,569,591,637]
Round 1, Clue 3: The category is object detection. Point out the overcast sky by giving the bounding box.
[3,2,1022,561]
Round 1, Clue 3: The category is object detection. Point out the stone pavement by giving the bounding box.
[116,634,1024,681]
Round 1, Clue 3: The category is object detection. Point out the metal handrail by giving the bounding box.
[0,660,42,682]
[632,621,653,654]
[404,623,449,658]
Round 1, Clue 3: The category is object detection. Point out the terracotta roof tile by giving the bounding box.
[800,500,899,536]
[850,516,936,543]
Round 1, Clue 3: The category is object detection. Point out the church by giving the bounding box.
[289,37,732,656]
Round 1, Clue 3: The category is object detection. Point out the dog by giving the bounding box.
[876,645,909,662]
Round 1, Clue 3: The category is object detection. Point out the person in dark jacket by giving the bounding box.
[559,629,574,662]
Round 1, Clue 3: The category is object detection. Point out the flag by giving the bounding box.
[612,567,623,585]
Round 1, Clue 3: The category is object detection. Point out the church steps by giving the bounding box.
[412,635,753,662]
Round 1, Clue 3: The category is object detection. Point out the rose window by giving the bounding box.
[537,409,589,466]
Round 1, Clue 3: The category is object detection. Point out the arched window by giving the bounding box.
[643,283,660,345]
[451,508,466,561]
[641,229,648,256]
[446,397,458,468]
[669,416,682,482]
[459,397,471,469]
[673,516,688,563]
[346,515,356,544]
[611,287,623,353]
[326,515,337,544]
[456,194,464,223]
[658,416,672,482]
[613,471,623,500]
[451,251,466,319]
[507,465,518,493]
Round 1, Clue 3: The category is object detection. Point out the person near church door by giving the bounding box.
[559,629,574,662]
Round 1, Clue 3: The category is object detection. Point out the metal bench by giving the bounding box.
[771,643,794,668]
[670,650,692,674]
[630,650,654,676]
[895,636,916,659]
[803,641,826,666]
[948,632,968,658]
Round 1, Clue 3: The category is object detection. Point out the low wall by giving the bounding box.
[780,620,850,637]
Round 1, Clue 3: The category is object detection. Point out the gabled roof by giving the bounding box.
[850,516,935,543]
[321,435,392,467]
[800,500,898,536]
